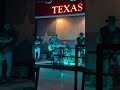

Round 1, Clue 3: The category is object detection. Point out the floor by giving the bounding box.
[37,68,120,90]
[37,68,83,90]
[0,79,35,90]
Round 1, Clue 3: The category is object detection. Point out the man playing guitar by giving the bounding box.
[48,34,61,63]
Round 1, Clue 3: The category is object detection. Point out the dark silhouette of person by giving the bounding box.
[97,16,120,89]
[0,24,17,82]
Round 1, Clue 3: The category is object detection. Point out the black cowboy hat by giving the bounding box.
[105,16,118,22]
[54,34,57,36]
[79,32,84,35]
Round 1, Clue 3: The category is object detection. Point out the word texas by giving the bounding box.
[52,3,83,14]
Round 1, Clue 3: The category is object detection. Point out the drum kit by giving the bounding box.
[47,43,86,65]
[61,47,85,65]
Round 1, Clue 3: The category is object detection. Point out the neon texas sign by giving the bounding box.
[52,3,83,14]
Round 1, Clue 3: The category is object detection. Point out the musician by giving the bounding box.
[97,16,120,89]
[76,32,85,65]
[76,32,85,45]
[34,36,42,62]
[48,34,61,63]
[0,24,17,82]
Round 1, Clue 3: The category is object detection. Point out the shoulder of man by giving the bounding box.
[99,25,108,35]
[100,25,108,31]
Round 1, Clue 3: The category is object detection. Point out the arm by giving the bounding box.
[96,31,102,44]
[58,39,61,45]
[96,31,108,55]
[82,37,85,45]
[49,38,53,45]
[0,37,13,43]
[75,39,77,45]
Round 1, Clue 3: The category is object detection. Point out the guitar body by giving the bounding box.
[48,45,55,51]
[48,44,65,51]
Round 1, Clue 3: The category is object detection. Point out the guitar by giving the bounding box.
[48,44,65,51]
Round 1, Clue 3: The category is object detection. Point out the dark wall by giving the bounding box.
[5,0,34,24]
[86,32,97,70]
[86,0,120,33]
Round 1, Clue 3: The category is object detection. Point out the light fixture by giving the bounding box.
[57,18,63,23]
[70,0,76,2]
[46,0,52,4]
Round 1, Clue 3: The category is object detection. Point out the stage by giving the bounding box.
[35,59,85,67]
[37,68,83,90]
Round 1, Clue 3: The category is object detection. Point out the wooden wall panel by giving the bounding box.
[37,16,85,41]
[56,16,85,40]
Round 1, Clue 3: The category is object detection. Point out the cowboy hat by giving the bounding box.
[79,32,84,35]
[105,16,118,22]
[54,34,57,36]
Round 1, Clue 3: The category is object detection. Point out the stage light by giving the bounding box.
[57,18,63,23]
[70,0,76,2]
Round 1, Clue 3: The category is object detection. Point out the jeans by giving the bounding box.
[78,48,85,64]
[113,54,120,80]
[35,47,40,60]
[0,50,12,78]
[103,57,113,87]
[103,53,120,87]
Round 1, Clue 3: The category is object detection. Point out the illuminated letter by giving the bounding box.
[71,4,77,12]
[58,6,63,13]
[64,5,71,13]
[52,6,58,14]
[78,3,83,11]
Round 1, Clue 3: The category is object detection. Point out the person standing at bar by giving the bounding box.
[0,24,17,82]
[97,16,120,89]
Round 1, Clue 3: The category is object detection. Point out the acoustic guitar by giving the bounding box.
[48,44,65,51]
